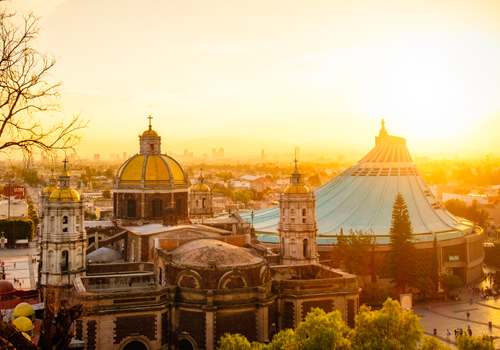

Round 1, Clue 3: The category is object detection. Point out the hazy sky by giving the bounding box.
[11,0,500,157]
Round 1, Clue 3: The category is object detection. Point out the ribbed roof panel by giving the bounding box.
[241,130,474,243]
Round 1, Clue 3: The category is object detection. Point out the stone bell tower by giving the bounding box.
[189,170,213,218]
[40,159,87,289]
[277,158,318,265]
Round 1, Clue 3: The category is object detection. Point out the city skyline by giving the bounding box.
[11,0,500,158]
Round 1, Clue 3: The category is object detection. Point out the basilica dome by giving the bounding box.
[116,154,187,188]
[49,188,80,202]
[172,239,264,268]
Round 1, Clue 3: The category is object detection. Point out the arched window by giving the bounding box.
[62,216,68,224]
[195,199,199,208]
[149,144,154,151]
[290,208,295,223]
[152,199,163,218]
[202,198,206,208]
[303,239,309,258]
[61,250,69,272]
[302,209,307,223]
[127,200,136,218]
[158,266,163,285]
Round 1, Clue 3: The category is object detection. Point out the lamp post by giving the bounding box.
[7,180,11,220]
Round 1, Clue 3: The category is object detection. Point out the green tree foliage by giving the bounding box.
[308,174,322,187]
[84,212,97,221]
[0,219,34,241]
[212,183,233,198]
[387,193,416,293]
[233,190,254,205]
[419,336,452,350]
[291,308,352,350]
[334,230,375,277]
[218,333,263,350]
[444,199,489,228]
[439,272,462,296]
[353,299,423,350]
[359,283,388,306]
[457,334,495,350]
[214,172,234,182]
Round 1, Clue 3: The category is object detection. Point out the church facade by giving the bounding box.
[113,119,189,226]
[37,121,359,350]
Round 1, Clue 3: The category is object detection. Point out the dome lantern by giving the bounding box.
[139,115,161,155]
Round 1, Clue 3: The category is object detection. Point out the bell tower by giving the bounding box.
[189,170,213,218]
[40,159,87,289]
[278,158,318,265]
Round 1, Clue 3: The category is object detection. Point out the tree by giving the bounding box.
[217,333,262,350]
[444,199,489,228]
[308,174,322,187]
[353,298,423,350]
[457,334,495,350]
[387,193,417,293]
[334,229,375,278]
[439,272,462,296]
[419,336,452,350]
[291,308,352,350]
[0,7,87,160]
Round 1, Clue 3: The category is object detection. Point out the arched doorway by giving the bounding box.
[123,341,148,350]
[178,339,194,350]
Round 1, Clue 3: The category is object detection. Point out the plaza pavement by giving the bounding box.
[414,266,500,349]
[0,247,38,291]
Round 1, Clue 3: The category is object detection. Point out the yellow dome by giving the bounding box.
[116,154,187,188]
[43,185,57,195]
[193,184,210,192]
[13,302,34,318]
[49,188,80,202]
[22,332,31,341]
[142,128,158,136]
[13,316,34,332]
[284,184,310,196]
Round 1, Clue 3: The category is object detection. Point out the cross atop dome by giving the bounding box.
[62,158,68,171]
[148,115,153,129]
[376,119,389,145]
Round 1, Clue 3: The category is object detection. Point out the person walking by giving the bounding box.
[446,329,451,338]
[466,311,470,319]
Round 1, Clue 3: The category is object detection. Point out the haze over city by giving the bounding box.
[11,0,500,159]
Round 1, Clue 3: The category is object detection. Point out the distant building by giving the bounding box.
[68,154,76,163]
[94,154,100,162]
[122,152,127,160]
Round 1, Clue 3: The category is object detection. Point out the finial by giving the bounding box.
[147,114,153,129]
[294,148,299,170]
[62,158,68,172]
[381,119,386,130]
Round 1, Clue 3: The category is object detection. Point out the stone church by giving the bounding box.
[39,122,359,350]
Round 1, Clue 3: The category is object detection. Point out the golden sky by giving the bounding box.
[12,0,500,158]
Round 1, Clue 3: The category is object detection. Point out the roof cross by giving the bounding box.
[381,119,386,130]
[147,115,153,128]
[62,158,68,171]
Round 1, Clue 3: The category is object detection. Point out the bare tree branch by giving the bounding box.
[0,7,87,161]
